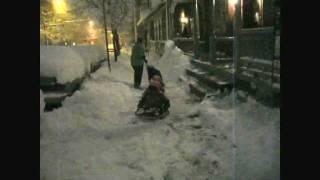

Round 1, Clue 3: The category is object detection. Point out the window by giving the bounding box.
[242,0,263,28]
[173,3,194,38]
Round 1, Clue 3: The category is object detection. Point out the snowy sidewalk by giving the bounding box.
[40,43,280,180]
[40,50,215,180]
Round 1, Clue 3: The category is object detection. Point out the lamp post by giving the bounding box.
[231,1,241,180]
[133,0,137,42]
[232,0,241,73]
[193,0,199,59]
[102,0,111,72]
[88,20,97,43]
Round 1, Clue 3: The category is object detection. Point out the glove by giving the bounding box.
[144,59,148,64]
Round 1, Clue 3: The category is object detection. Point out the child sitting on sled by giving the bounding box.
[145,60,165,93]
[135,74,170,117]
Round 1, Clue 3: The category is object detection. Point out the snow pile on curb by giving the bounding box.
[41,78,138,135]
[194,93,280,179]
[150,40,190,82]
[70,45,106,72]
[40,47,279,179]
[40,89,45,117]
[233,96,280,179]
[40,46,86,84]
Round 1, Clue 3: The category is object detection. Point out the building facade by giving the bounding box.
[135,0,280,62]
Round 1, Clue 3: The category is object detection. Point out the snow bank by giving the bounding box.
[70,45,106,72]
[233,96,280,179]
[40,46,86,84]
[195,93,280,179]
[40,89,45,117]
[149,40,190,82]
[41,56,140,135]
[164,40,175,50]
[40,46,279,179]
[40,53,201,179]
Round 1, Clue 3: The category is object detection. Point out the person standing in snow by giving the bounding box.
[131,37,146,89]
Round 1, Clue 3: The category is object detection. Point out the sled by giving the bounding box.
[135,110,169,120]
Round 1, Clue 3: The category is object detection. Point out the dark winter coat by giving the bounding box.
[137,85,170,113]
[131,43,145,67]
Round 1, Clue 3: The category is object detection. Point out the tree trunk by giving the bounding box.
[103,0,111,71]
[112,28,120,62]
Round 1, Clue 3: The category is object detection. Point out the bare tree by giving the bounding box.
[108,0,131,61]
[40,0,54,45]
[72,0,133,69]
[41,0,86,45]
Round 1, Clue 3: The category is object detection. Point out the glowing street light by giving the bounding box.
[53,0,67,14]
[88,20,97,41]
[180,11,188,24]
[89,20,94,27]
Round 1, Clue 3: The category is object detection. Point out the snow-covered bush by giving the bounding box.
[155,40,190,82]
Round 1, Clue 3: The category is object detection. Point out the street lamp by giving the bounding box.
[89,20,94,27]
[88,20,97,43]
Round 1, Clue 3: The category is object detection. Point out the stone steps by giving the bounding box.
[186,68,233,93]
[179,75,221,101]
[239,57,280,74]
[239,66,280,83]
[190,59,234,81]
[184,57,280,107]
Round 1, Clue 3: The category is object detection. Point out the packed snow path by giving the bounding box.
[40,51,218,180]
[40,45,280,180]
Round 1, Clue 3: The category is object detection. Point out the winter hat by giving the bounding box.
[152,75,162,82]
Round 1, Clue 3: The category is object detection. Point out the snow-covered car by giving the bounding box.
[40,46,87,110]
